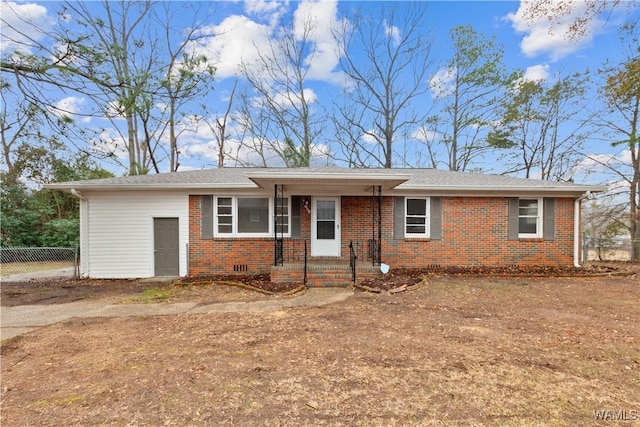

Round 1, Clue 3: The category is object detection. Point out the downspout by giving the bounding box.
[574,191,591,267]
[70,189,88,277]
[70,188,86,201]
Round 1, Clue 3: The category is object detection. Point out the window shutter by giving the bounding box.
[508,198,519,240]
[394,197,405,239]
[430,197,442,240]
[291,196,301,239]
[543,198,556,240]
[201,195,213,239]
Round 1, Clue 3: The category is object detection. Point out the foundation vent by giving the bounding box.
[233,264,248,272]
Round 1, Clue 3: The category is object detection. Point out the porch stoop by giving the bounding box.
[271,261,382,288]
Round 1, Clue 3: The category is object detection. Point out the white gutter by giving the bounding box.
[70,188,86,200]
[574,191,591,267]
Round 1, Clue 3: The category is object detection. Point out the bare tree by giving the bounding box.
[2,1,218,175]
[333,2,433,168]
[155,2,216,172]
[239,15,327,167]
[0,83,40,178]
[199,79,237,168]
[590,22,640,260]
[232,91,275,167]
[488,72,589,180]
[63,1,161,175]
[520,0,625,41]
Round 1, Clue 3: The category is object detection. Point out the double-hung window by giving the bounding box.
[275,197,289,235]
[518,198,542,238]
[215,196,289,237]
[405,197,430,238]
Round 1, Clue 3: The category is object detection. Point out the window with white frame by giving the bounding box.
[216,197,233,234]
[518,198,542,238]
[405,197,430,237]
[275,197,289,235]
[215,196,289,237]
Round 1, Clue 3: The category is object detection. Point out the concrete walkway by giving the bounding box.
[0,288,353,341]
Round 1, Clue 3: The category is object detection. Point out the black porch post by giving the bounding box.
[274,184,278,266]
[378,185,382,264]
[274,184,286,266]
[371,185,382,265]
[372,186,375,265]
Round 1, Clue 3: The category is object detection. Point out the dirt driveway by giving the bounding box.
[1,270,639,426]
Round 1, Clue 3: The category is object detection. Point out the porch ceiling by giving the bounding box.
[246,170,412,194]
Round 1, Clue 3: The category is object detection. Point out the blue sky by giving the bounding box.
[1,0,638,183]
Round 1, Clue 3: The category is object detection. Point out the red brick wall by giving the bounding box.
[378,196,575,268]
[189,196,274,276]
[189,195,576,276]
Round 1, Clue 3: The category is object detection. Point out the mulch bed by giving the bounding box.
[179,274,304,294]
[182,262,638,294]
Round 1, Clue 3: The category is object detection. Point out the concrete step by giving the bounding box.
[271,261,381,287]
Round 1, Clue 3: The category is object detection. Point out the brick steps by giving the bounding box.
[271,261,381,288]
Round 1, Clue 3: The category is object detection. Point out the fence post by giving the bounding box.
[74,245,79,279]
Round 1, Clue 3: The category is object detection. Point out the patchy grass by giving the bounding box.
[1,274,638,426]
[0,261,72,276]
[123,287,177,304]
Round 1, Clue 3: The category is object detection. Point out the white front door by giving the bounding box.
[311,197,341,257]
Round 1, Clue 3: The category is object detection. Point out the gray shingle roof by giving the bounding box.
[46,166,605,195]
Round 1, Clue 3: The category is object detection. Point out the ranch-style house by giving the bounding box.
[47,167,605,286]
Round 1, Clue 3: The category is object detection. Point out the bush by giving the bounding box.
[40,218,79,247]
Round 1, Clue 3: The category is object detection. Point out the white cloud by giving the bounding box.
[383,19,401,46]
[183,135,331,168]
[53,96,91,124]
[188,15,272,79]
[429,67,457,98]
[0,1,52,54]
[185,1,345,85]
[580,151,630,169]
[523,64,550,82]
[575,150,633,185]
[272,88,318,109]
[362,130,379,145]
[244,0,288,28]
[411,127,438,143]
[91,129,128,160]
[506,1,603,61]
[293,0,345,85]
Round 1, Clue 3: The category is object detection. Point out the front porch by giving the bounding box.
[271,238,383,287]
[272,259,382,288]
[246,169,414,287]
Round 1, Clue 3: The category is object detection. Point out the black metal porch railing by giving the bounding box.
[349,239,381,266]
[274,239,308,266]
[349,241,357,283]
[275,238,283,266]
[274,238,308,286]
[368,239,381,265]
[303,240,307,287]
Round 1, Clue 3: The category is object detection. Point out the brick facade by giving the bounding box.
[189,194,576,277]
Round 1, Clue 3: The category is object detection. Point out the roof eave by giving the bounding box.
[395,184,608,195]
[44,183,258,191]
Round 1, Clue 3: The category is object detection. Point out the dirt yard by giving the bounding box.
[1,264,639,426]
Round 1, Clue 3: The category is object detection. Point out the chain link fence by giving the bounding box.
[0,247,79,280]
[583,237,635,262]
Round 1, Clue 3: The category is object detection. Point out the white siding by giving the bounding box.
[82,191,189,278]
